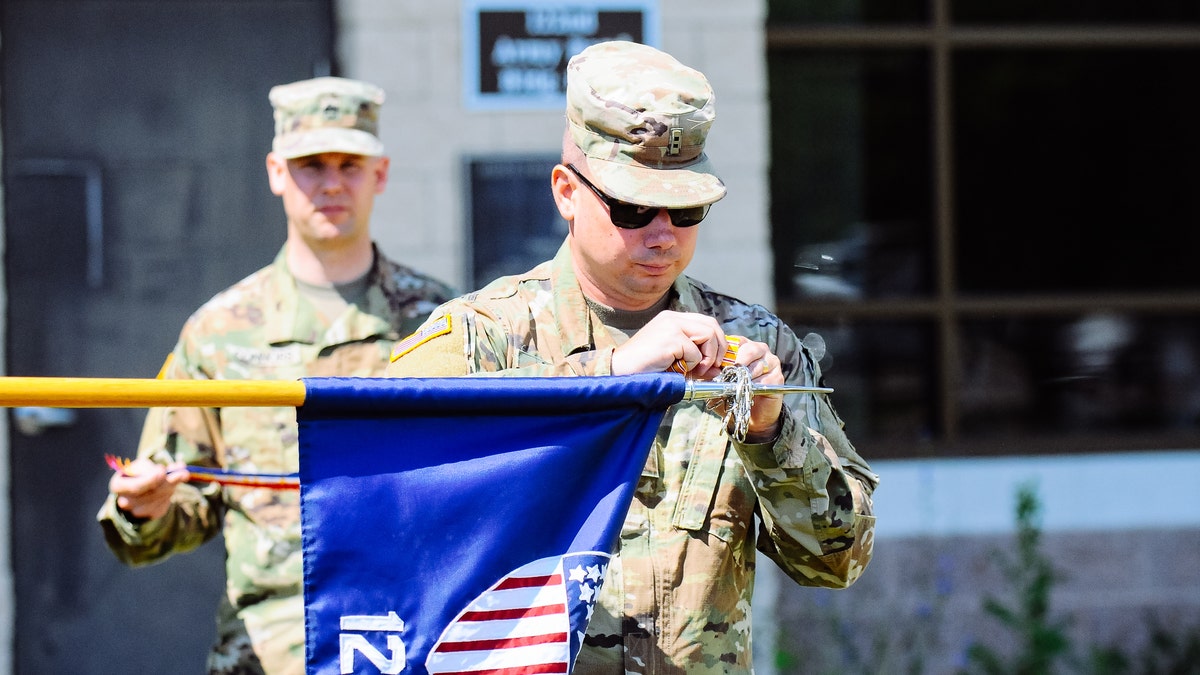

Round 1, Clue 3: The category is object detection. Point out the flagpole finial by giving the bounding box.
[681,380,833,401]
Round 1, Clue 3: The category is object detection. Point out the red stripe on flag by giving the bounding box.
[459,603,565,622]
[435,632,568,653]
[494,574,561,590]
[435,662,568,675]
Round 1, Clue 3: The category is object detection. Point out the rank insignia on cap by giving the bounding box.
[390,314,452,362]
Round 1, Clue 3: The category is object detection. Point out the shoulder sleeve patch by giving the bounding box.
[390,314,453,363]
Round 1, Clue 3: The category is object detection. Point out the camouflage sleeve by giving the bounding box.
[735,407,877,589]
[96,336,228,566]
[387,305,614,377]
[97,475,224,567]
[732,327,878,589]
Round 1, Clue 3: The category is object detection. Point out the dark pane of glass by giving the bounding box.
[770,50,933,302]
[781,318,938,451]
[954,0,1200,24]
[959,315,1200,438]
[769,0,928,24]
[955,50,1200,294]
[468,155,564,288]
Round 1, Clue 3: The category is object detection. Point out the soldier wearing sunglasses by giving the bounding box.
[388,41,877,675]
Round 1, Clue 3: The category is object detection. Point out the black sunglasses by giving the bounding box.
[565,164,709,229]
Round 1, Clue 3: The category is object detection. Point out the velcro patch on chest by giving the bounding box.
[390,313,453,362]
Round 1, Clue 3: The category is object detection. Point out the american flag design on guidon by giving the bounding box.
[426,553,609,675]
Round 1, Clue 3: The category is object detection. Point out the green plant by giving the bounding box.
[962,482,1072,675]
[1135,615,1200,674]
[772,479,1200,674]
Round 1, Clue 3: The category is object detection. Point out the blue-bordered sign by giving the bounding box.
[463,0,660,110]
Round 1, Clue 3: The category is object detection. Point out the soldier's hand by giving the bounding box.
[723,337,785,441]
[612,311,727,377]
[109,458,190,521]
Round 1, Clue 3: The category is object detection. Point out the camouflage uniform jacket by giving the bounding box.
[387,241,878,675]
[97,245,453,674]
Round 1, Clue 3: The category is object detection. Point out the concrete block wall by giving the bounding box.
[773,529,1200,673]
[771,451,1200,673]
[336,0,774,308]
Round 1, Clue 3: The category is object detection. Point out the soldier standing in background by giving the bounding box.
[97,76,454,673]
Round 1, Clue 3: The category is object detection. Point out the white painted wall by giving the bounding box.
[872,450,1200,537]
[337,0,774,308]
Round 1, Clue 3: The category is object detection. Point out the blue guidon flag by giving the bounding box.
[298,375,684,675]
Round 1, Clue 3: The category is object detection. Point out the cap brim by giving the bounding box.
[273,128,384,159]
[582,154,726,209]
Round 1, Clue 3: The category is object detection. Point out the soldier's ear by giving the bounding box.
[266,152,288,196]
[372,156,390,195]
[550,164,577,222]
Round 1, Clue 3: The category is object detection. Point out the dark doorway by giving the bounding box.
[2,1,332,672]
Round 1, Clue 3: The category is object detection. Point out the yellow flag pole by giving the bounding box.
[0,376,831,409]
[0,377,306,408]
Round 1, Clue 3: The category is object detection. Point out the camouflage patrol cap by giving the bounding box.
[269,76,385,159]
[566,41,726,209]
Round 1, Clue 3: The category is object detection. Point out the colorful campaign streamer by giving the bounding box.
[105,454,299,490]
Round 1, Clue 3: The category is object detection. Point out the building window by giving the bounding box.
[767,1,1200,457]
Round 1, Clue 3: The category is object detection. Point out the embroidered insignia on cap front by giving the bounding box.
[390,314,453,362]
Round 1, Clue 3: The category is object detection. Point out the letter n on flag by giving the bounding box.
[298,374,684,675]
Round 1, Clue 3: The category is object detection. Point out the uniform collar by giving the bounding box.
[264,245,397,346]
